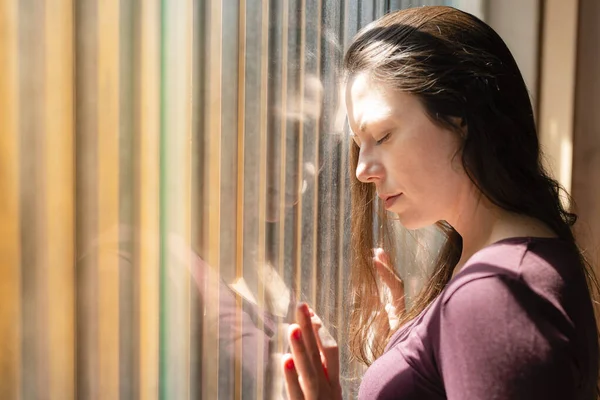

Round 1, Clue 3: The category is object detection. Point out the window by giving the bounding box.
[0,1,483,399]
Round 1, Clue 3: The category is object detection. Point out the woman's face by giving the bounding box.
[346,73,469,230]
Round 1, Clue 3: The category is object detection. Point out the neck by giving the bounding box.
[447,190,556,278]
[450,194,499,272]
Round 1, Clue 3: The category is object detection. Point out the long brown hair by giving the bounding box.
[343,6,599,366]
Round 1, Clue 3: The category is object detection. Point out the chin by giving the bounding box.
[394,211,432,231]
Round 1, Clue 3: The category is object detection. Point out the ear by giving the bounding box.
[459,118,468,137]
[450,116,467,138]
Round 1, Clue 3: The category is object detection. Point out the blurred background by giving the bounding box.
[1,0,598,399]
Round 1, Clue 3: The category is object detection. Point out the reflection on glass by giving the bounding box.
[0,0,473,399]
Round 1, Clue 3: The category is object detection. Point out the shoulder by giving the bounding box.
[443,237,582,307]
[432,239,579,354]
[427,239,593,399]
[431,237,590,354]
[441,239,524,306]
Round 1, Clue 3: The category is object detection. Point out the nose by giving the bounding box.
[355,148,383,183]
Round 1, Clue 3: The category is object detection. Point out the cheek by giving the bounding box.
[395,164,461,229]
[386,146,462,229]
[420,156,461,199]
[396,140,461,205]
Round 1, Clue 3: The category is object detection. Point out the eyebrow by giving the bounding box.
[350,114,393,136]
[359,116,388,133]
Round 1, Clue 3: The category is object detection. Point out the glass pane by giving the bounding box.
[1,0,486,399]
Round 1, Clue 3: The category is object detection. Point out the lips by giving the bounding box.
[379,193,402,209]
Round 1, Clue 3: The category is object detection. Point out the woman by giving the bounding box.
[281,6,599,400]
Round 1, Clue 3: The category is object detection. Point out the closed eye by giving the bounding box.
[376,132,391,145]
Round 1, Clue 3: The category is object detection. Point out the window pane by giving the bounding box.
[1,1,485,399]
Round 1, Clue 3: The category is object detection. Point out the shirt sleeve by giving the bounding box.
[434,274,577,399]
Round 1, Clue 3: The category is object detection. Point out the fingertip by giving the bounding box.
[372,256,387,273]
[288,324,302,342]
[372,255,382,266]
[282,353,303,399]
[282,353,295,370]
[377,249,392,266]
[297,302,311,318]
[288,322,300,331]
[288,323,301,340]
[373,247,387,261]
[373,247,384,257]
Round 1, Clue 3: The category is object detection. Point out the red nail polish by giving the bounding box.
[285,358,295,370]
[292,328,302,341]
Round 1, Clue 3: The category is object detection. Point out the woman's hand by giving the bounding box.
[282,303,342,400]
[373,248,405,329]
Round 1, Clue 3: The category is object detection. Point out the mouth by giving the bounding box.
[379,193,402,209]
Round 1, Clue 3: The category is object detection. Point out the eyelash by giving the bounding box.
[376,132,391,145]
[350,132,391,148]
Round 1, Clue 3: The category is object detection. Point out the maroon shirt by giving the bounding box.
[359,237,599,399]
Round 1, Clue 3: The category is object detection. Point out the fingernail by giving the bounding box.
[292,328,302,341]
[285,357,295,370]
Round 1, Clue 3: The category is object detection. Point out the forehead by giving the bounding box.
[347,74,389,112]
[345,73,404,130]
